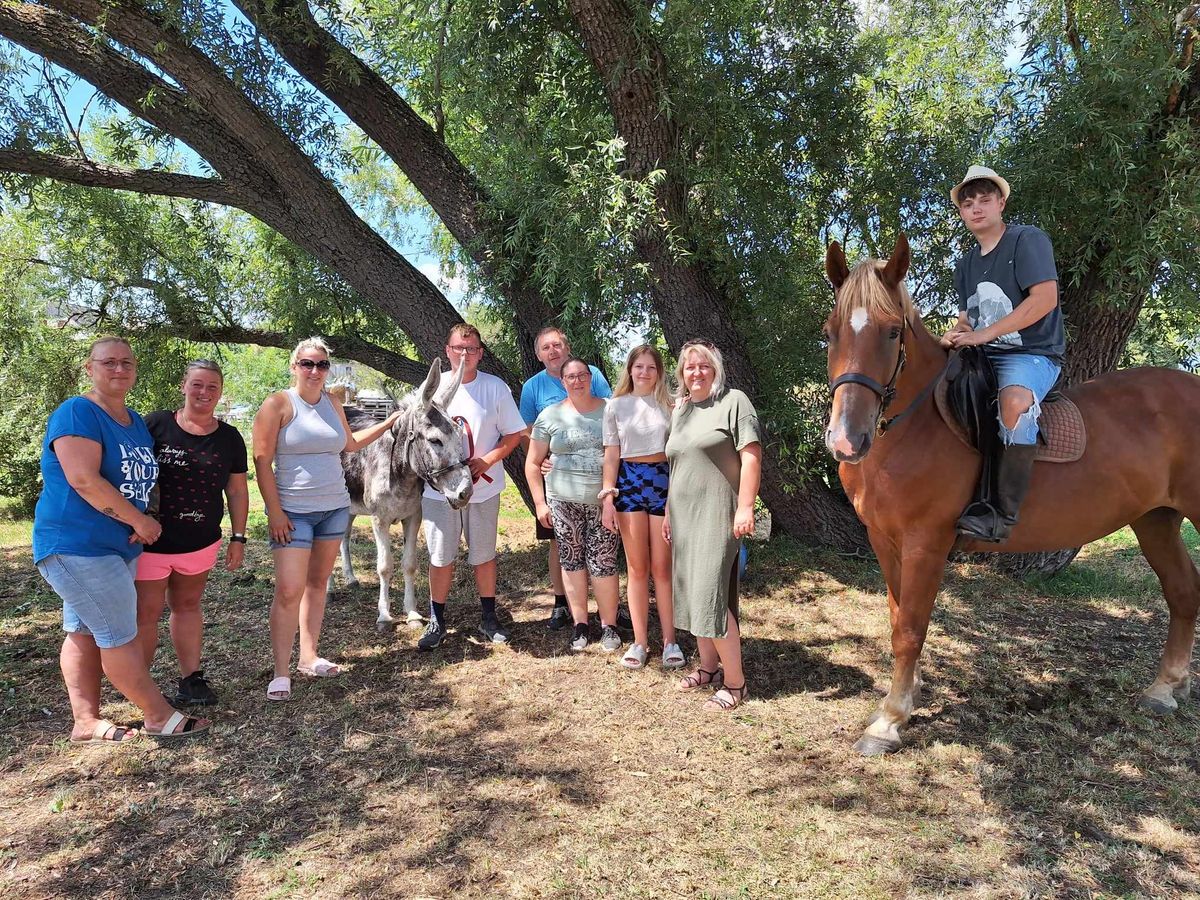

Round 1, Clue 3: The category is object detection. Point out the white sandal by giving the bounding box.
[296,658,341,678]
[661,642,686,669]
[266,676,292,701]
[621,643,649,670]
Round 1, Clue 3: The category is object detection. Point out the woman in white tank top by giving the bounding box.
[252,337,401,702]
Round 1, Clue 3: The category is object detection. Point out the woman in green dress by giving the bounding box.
[664,340,762,711]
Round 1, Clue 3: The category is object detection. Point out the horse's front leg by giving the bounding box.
[372,516,397,632]
[856,539,951,756]
[400,511,424,628]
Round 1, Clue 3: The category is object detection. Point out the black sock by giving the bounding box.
[573,622,589,640]
[480,596,496,619]
[554,594,568,609]
[430,601,446,628]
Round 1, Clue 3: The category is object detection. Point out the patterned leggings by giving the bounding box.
[549,499,620,577]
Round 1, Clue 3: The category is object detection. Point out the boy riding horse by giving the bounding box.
[941,165,1065,542]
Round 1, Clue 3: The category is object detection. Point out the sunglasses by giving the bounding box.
[681,339,716,350]
[296,359,332,371]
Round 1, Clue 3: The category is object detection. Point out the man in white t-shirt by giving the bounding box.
[418,324,527,650]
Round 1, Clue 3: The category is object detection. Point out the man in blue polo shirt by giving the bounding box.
[520,327,613,629]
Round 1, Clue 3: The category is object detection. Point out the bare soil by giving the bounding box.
[1,502,1198,899]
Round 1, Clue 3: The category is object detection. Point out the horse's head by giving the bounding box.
[823,234,912,464]
[394,360,473,509]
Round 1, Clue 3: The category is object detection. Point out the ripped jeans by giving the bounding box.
[988,352,1062,446]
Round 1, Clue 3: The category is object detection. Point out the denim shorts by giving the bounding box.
[270,506,351,550]
[36,553,139,649]
[987,352,1062,445]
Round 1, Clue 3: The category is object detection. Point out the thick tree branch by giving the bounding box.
[0,149,241,205]
[0,3,280,199]
[143,324,430,385]
[233,0,555,375]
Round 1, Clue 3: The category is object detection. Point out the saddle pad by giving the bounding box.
[934,380,1086,463]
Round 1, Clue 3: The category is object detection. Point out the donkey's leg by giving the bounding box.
[330,517,358,595]
[372,516,397,632]
[1130,508,1198,714]
[400,511,424,627]
[856,539,952,756]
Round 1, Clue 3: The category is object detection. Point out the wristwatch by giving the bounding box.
[230,533,248,543]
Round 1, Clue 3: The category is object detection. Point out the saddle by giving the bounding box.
[934,349,1086,465]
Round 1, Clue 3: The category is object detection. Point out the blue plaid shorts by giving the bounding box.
[614,460,669,516]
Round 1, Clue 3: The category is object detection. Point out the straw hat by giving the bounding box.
[950,165,1011,206]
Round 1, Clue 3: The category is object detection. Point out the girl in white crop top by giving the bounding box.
[600,345,683,671]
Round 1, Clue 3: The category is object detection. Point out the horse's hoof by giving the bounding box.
[854,734,902,756]
[376,620,397,634]
[1138,693,1178,716]
[406,614,425,629]
[346,579,360,589]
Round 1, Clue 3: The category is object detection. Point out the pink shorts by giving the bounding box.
[135,540,222,581]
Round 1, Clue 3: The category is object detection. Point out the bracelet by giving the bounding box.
[230,533,248,543]
[597,487,619,500]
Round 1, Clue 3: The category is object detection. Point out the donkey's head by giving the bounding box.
[394,360,473,509]
[823,234,912,464]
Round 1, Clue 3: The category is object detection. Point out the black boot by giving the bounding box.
[956,444,1037,542]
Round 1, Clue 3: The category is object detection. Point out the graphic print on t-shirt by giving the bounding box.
[965,281,1023,347]
[119,443,158,503]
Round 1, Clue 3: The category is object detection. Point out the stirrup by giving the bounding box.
[955,501,1009,543]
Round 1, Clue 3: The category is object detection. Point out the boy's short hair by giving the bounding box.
[447,323,482,345]
[956,178,1005,205]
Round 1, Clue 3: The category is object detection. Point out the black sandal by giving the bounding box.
[678,667,723,692]
[704,682,748,712]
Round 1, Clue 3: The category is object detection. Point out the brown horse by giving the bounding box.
[823,234,1200,755]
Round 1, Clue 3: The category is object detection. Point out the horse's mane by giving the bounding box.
[831,259,917,328]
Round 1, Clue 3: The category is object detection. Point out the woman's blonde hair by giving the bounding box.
[613,344,672,411]
[87,335,132,359]
[290,336,333,366]
[673,340,726,403]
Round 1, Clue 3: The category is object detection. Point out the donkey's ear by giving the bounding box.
[825,242,851,291]
[435,356,466,407]
[880,233,911,289]
[419,359,441,408]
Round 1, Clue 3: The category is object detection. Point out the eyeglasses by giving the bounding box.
[296,359,332,371]
[563,372,592,383]
[448,345,483,356]
[91,358,137,371]
[681,339,716,350]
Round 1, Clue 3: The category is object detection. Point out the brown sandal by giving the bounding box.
[678,667,723,692]
[703,683,748,712]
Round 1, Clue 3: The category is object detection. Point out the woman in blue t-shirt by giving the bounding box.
[33,336,208,741]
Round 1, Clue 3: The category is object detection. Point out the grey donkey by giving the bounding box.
[336,360,473,631]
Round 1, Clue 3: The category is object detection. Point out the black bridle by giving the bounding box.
[828,321,948,436]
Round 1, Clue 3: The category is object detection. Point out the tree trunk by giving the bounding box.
[565,0,867,549]
[1060,288,1146,385]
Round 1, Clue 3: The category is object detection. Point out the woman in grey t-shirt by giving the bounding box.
[525,357,622,652]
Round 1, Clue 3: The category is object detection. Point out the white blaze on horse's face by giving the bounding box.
[850,308,869,334]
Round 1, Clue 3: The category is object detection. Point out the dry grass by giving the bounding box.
[2,491,1199,899]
